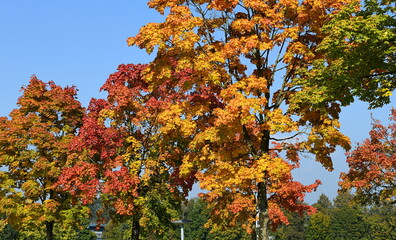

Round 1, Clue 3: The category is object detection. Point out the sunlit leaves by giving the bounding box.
[0,77,86,239]
[313,0,396,108]
[129,0,357,238]
[58,63,197,239]
[340,109,396,205]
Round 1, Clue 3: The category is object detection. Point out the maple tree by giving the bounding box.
[340,109,396,205]
[58,63,196,240]
[0,77,87,240]
[126,0,372,239]
[314,0,396,108]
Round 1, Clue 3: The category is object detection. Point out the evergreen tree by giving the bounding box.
[306,212,331,240]
[272,211,307,240]
[306,194,332,240]
[365,204,396,240]
[313,194,333,212]
[329,207,369,240]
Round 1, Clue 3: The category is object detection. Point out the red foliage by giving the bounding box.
[340,109,396,204]
[58,63,198,221]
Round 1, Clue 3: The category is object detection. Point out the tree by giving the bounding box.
[313,194,333,213]
[75,230,97,240]
[340,109,396,205]
[271,210,308,240]
[306,212,331,240]
[306,194,332,240]
[184,198,211,240]
[128,1,365,239]
[307,192,396,240]
[58,64,196,240]
[102,220,131,240]
[314,0,396,109]
[0,77,87,240]
[365,203,396,240]
[329,207,369,240]
[328,192,370,240]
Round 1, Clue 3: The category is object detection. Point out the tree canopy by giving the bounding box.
[0,77,87,240]
[128,0,367,238]
[57,63,196,240]
[340,109,396,205]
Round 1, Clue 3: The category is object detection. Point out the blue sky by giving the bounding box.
[1,1,394,204]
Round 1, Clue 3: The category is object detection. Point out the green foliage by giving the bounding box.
[183,198,211,239]
[306,194,333,240]
[0,224,19,240]
[103,220,131,240]
[332,191,354,209]
[54,205,93,240]
[365,204,396,240]
[271,211,307,240]
[103,218,177,240]
[306,212,331,240]
[313,0,396,108]
[75,230,97,240]
[307,193,374,240]
[329,207,369,239]
[313,194,333,212]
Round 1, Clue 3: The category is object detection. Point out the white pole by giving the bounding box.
[181,225,184,240]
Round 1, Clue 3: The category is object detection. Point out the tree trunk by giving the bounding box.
[45,221,54,240]
[131,219,140,240]
[257,181,269,240]
[255,122,271,240]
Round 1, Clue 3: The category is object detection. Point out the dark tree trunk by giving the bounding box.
[132,219,140,240]
[257,128,270,240]
[45,221,54,240]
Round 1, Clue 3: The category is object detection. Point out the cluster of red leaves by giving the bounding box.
[268,179,321,229]
[57,162,100,205]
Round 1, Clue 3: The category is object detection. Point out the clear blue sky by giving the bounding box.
[1,1,394,204]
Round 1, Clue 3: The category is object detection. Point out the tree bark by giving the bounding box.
[257,181,269,240]
[45,221,54,240]
[132,219,140,240]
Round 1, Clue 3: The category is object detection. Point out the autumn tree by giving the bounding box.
[126,0,377,239]
[58,64,196,240]
[0,77,86,240]
[340,109,396,205]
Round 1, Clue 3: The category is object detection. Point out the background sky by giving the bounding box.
[1,1,394,204]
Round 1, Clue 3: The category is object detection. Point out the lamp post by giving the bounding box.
[172,219,192,240]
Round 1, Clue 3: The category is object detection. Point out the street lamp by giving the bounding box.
[172,219,192,240]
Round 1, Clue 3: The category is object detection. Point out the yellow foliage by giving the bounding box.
[129,0,360,234]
